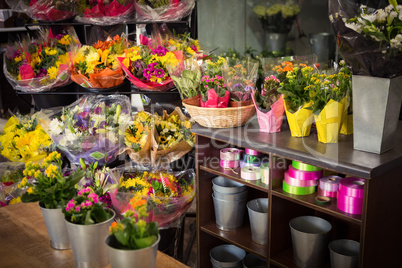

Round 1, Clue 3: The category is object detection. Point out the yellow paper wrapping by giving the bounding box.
[314,99,344,143]
[284,101,314,137]
[339,96,353,135]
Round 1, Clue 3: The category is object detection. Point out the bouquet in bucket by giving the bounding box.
[75,0,135,25]
[329,0,402,78]
[3,27,81,92]
[71,34,129,89]
[38,95,132,166]
[5,0,75,21]
[135,0,195,22]
[110,167,195,228]
[0,114,54,162]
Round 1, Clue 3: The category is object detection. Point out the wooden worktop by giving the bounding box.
[0,202,189,268]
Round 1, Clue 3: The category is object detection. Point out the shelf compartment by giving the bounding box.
[270,247,331,268]
[200,221,268,259]
[272,187,362,225]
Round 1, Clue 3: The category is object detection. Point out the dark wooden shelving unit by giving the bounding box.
[193,118,402,268]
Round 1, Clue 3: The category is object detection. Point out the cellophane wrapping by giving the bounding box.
[134,0,195,22]
[6,0,75,21]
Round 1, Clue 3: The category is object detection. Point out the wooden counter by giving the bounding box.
[0,202,189,268]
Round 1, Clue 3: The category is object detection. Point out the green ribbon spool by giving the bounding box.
[292,161,322,171]
[314,196,331,205]
[282,181,316,195]
[243,154,261,164]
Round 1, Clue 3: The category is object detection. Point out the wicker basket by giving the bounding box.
[183,103,256,128]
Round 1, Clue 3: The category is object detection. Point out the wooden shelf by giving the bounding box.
[270,247,330,268]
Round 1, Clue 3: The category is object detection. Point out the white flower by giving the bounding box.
[385,4,393,13]
[376,10,387,23]
[391,34,402,50]
[49,118,63,136]
[65,127,82,143]
[118,114,131,128]
[389,11,398,21]
[361,13,377,23]
[345,22,363,33]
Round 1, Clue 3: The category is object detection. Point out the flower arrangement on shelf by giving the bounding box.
[167,32,204,59]
[201,56,227,77]
[199,74,230,108]
[109,195,159,249]
[64,187,114,224]
[71,34,129,89]
[254,75,282,112]
[253,0,301,34]
[329,0,402,78]
[118,43,181,91]
[75,0,134,25]
[134,0,195,22]
[38,95,132,166]
[3,27,81,92]
[0,115,54,163]
[18,151,86,209]
[110,168,195,228]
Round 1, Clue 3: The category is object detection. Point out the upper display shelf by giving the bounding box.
[191,118,402,179]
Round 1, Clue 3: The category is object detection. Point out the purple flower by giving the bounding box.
[151,45,168,56]
[143,68,152,80]
[55,34,64,40]
[93,107,102,114]
[66,200,75,211]
[134,60,145,70]
[155,69,165,78]
[190,44,198,52]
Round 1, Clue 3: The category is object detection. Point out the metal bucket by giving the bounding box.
[265,33,288,53]
[309,32,336,64]
[212,193,247,231]
[213,187,248,201]
[247,198,269,245]
[39,204,71,250]
[65,210,115,268]
[105,234,160,268]
[212,176,247,194]
[329,239,360,268]
[242,253,267,268]
[210,244,246,268]
[289,216,332,268]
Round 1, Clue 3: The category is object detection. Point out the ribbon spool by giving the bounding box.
[338,177,365,199]
[282,181,316,195]
[241,166,261,181]
[240,160,261,168]
[315,196,331,205]
[260,163,269,185]
[284,171,318,187]
[245,148,262,156]
[319,175,342,192]
[220,159,239,169]
[243,154,262,164]
[288,165,323,181]
[220,148,242,161]
[292,160,322,171]
[337,190,363,214]
[318,188,337,198]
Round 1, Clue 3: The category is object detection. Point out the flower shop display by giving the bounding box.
[306,62,351,143]
[6,0,75,21]
[3,27,81,93]
[0,115,54,162]
[134,0,195,22]
[18,151,86,249]
[75,0,135,25]
[106,196,160,268]
[71,34,129,90]
[330,0,402,153]
[38,94,132,166]
[110,167,195,228]
[277,61,314,137]
[252,75,285,133]
[64,187,115,267]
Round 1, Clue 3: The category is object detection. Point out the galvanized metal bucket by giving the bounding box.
[39,203,71,250]
[212,193,247,231]
[352,75,402,154]
[247,198,269,245]
[329,239,360,268]
[265,33,287,53]
[210,244,246,268]
[105,234,160,268]
[65,210,115,268]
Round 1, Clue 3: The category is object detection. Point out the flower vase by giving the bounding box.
[65,209,115,268]
[105,234,161,268]
[265,33,288,53]
[314,99,344,143]
[352,75,402,154]
[284,101,314,137]
[39,203,71,250]
[251,93,285,133]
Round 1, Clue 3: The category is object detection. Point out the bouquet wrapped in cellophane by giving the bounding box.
[3,26,81,93]
[6,0,75,22]
[0,162,26,207]
[37,95,132,166]
[75,0,135,25]
[135,0,195,22]
[70,33,129,89]
[329,0,402,78]
[110,165,195,228]
[0,114,54,162]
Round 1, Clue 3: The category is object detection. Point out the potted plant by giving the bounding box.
[63,188,115,267]
[18,151,85,249]
[106,195,160,268]
[252,75,285,133]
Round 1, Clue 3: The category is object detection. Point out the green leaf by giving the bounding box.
[90,151,105,160]
[21,193,41,203]
[134,235,158,249]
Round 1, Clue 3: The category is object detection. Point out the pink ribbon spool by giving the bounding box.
[284,171,318,187]
[319,176,342,192]
[288,165,323,181]
[220,159,239,169]
[337,190,363,215]
[220,148,242,161]
[338,177,365,199]
[318,187,337,198]
[245,148,262,156]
